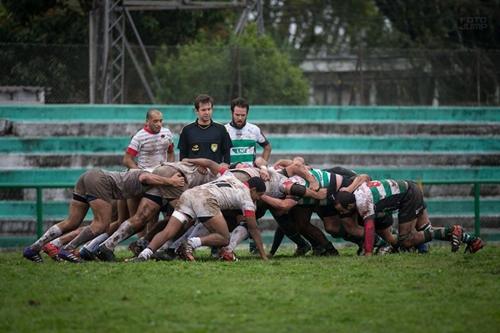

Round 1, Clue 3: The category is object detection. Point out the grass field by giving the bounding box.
[1,245,500,333]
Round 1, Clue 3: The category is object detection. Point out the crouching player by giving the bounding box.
[134,174,268,261]
[333,179,484,256]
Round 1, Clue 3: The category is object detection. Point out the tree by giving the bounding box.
[153,25,309,105]
[0,0,233,103]
[262,0,407,60]
[375,0,500,105]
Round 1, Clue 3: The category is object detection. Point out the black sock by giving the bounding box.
[272,213,308,248]
[270,227,285,255]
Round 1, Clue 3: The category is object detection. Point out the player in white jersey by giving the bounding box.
[95,158,227,261]
[46,109,173,260]
[123,108,175,170]
[225,97,271,166]
[334,179,484,255]
[135,174,269,262]
[218,164,327,259]
[123,108,177,248]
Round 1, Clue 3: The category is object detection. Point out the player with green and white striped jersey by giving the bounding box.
[334,179,484,256]
[225,97,271,166]
[290,168,333,206]
[281,166,368,256]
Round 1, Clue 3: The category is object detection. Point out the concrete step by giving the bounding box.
[2,135,499,153]
[2,166,500,186]
[10,121,500,137]
[2,152,500,168]
[2,105,500,123]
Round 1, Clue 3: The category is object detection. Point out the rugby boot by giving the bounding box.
[294,243,312,256]
[58,248,82,263]
[152,248,177,261]
[128,239,149,257]
[464,237,485,254]
[23,247,43,263]
[177,240,196,261]
[450,225,463,252]
[42,243,62,261]
[219,248,238,262]
[79,247,96,261]
[96,244,116,262]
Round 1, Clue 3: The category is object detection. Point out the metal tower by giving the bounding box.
[89,0,262,104]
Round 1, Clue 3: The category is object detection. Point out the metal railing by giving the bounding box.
[418,180,500,237]
[0,179,499,244]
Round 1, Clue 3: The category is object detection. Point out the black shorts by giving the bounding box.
[375,214,394,230]
[316,204,339,219]
[398,182,426,224]
[222,209,243,231]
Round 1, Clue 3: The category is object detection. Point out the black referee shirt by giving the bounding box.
[178,120,232,163]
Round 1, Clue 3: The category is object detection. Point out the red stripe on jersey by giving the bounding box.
[143,125,154,134]
[126,147,138,156]
[243,210,255,218]
[218,166,229,176]
[282,179,294,192]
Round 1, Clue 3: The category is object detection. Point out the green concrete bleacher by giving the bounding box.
[2,167,500,186]
[0,201,92,220]
[1,104,499,246]
[2,135,500,153]
[2,104,500,123]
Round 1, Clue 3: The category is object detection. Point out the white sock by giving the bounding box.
[50,238,63,248]
[188,237,202,249]
[228,225,249,251]
[138,248,153,260]
[84,233,109,252]
[190,223,210,238]
[31,225,63,251]
[170,223,210,250]
[103,220,134,250]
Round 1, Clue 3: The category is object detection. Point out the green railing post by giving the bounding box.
[36,187,43,238]
[474,182,481,237]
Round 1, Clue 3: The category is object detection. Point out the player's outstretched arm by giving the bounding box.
[182,158,224,175]
[139,172,185,187]
[245,216,268,261]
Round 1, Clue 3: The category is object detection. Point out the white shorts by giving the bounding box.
[176,188,221,222]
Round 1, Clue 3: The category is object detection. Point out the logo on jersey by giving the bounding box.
[211,143,218,152]
[367,181,381,187]
[231,147,254,154]
[191,144,200,152]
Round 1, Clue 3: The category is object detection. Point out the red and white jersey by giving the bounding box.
[201,174,256,215]
[354,179,409,220]
[230,166,261,178]
[165,161,225,188]
[126,126,174,169]
[265,167,290,198]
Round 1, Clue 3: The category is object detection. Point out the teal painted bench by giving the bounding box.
[2,135,500,153]
[2,105,500,123]
[2,167,500,186]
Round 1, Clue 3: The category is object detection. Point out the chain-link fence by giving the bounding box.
[1,43,499,105]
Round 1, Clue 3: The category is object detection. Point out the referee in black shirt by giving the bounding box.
[178,94,232,164]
